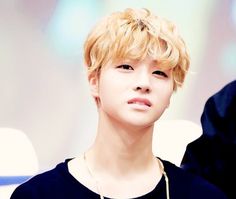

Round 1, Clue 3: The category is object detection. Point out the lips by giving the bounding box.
[127,98,152,107]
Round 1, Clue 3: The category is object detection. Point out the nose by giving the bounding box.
[133,72,151,93]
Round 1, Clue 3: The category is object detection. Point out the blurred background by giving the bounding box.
[0,0,235,172]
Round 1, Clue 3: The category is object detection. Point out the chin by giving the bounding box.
[123,118,155,130]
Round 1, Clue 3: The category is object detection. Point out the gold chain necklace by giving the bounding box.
[83,153,170,199]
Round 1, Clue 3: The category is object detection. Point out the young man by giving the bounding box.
[11,8,227,199]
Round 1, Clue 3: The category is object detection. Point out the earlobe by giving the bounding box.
[88,74,99,98]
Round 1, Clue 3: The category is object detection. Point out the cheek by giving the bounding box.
[165,84,174,99]
[165,90,173,105]
[154,84,173,105]
[98,72,128,95]
[98,78,119,104]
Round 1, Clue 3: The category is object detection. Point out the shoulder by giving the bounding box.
[10,159,72,199]
[162,159,228,199]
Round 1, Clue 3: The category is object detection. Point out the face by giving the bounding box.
[89,57,174,129]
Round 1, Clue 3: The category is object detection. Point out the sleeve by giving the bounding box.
[10,184,40,199]
[180,135,209,176]
[191,177,229,199]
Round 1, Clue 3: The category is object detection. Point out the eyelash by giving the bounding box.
[116,64,133,70]
[153,71,168,78]
[116,65,168,78]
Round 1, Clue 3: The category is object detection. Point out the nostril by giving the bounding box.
[145,88,150,93]
[134,86,151,93]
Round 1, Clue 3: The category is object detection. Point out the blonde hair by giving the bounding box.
[84,8,190,91]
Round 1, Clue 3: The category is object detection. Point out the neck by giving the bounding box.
[86,113,155,178]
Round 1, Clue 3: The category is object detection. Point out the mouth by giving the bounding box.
[127,98,152,107]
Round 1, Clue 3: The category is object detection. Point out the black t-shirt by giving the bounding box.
[11,159,228,199]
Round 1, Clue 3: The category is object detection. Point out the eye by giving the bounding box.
[153,70,168,78]
[116,64,133,70]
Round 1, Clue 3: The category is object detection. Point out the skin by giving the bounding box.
[69,56,174,198]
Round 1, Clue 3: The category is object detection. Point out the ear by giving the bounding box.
[88,73,99,99]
